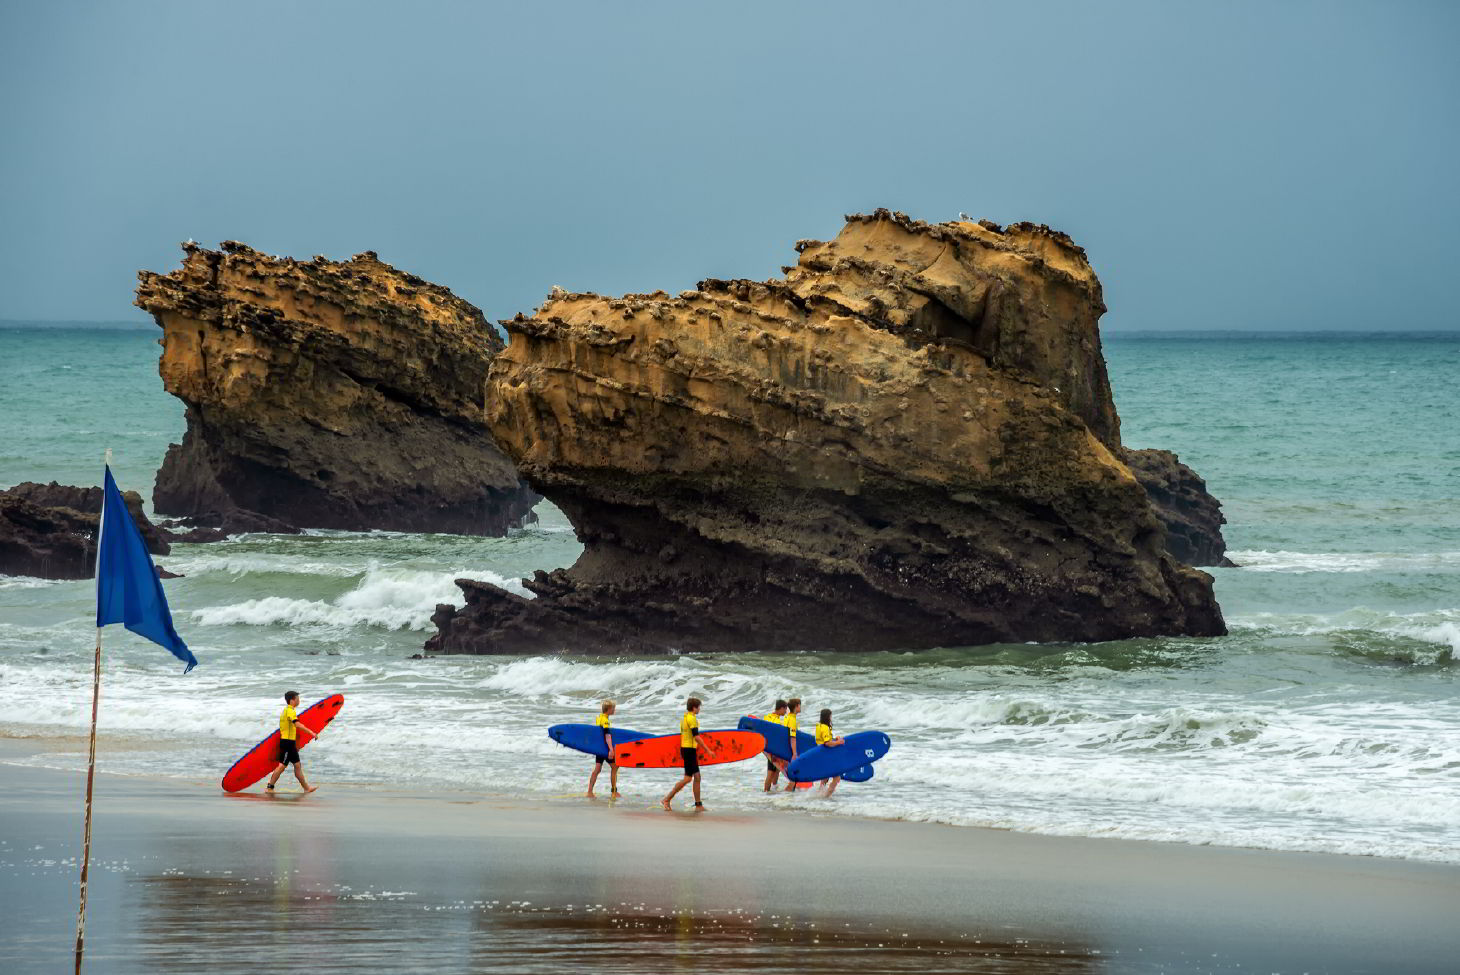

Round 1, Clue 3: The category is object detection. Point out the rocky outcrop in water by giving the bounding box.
[135,242,537,535]
[427,210,1227,655]
[1121,448,1232,567]
[0,481,169,580]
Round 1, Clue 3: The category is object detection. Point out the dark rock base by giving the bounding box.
[426,486,1226,656]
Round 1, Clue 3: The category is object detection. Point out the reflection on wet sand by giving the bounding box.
[132,870,1101,974]
[473,905,1102,974]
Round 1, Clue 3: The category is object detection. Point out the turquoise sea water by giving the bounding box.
[1,328,1457,861]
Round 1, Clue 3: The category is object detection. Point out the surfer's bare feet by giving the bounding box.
[693,802,706,811]
[303,785,318,793]
[660,798,672,810]
[586,792,596,799]
[610,791,621,799]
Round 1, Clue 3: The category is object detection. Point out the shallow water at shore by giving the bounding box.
[2,330,1458,863]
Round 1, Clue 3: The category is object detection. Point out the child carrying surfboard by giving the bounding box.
[815,708,846,797]
[586,699,620,799]
[781,698,803,792]
[266,691,318,793]
[762,699,789,792]
[662,697,717,811]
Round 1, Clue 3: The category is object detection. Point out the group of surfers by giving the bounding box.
[263,691,847,811]
[588,695,847,810]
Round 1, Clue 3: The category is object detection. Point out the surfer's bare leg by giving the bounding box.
[822,775,840,797]
[293,761,316,793]
[663,774,691,809]
[266,763,285,790]
[691,771,704,808]
[609,761,620,797]
[587,759,603,798]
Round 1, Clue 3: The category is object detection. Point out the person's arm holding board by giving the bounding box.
[692,711,716,758]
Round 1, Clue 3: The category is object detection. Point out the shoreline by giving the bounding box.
[1,742,1456,973]
[5,727,1455,867]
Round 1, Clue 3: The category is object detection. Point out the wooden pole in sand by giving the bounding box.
[75,448,109,974]
[74,626,101,974]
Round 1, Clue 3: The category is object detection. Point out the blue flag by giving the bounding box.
[95,466,197,673]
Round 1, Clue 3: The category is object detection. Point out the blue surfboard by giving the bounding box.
[548,723,654,759]
[786,730,891,783]
[738,715,874,783]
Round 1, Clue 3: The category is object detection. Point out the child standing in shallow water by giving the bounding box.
[814,708,845,797]
[762,698,789,792]
[781,698,803,792]
[586,699,620,799]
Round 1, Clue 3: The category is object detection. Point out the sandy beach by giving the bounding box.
[1,741,1455,974]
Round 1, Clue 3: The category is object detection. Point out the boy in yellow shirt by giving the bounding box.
[762,698,788,792]
[662,697,716,811]
[781,698,803,792]
[586,699,620,799]
[266,691,317,793]
[815,707,846,797]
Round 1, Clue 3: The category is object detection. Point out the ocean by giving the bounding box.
[2,328,1457,863]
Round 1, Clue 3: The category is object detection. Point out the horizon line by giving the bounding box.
[1,318,1457,337]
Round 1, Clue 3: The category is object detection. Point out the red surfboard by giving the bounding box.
[221,694,344,793]
[614,730,765,768]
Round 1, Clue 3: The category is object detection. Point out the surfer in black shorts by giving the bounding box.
[781,698,803,792]
[586,699,620,799]
[662,697,716,811]
[762,699,789,791]
[266,691,317,793]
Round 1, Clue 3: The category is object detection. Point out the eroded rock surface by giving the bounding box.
[428,210,1226,655]
[1,481,168,580]
[1121,448,1232,567]
[135,242,537,535]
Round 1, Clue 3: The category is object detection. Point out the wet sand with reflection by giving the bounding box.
[1,747,1455,973]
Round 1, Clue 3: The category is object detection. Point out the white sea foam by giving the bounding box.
[163,553,368,578]
[474,656,798,713]
[1230,549,1460,572]
[191,567,528,631]
[0,575,68,590]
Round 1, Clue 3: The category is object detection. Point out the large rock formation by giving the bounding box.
[135,242,537,535]
[427,210,1226,655]
[1,481,169,580]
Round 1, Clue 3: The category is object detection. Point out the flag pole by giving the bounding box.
[75,626,101,975]
[75,448,110,975]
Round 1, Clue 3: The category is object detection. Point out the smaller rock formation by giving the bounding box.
[135,241,537,535]
[0,481,169,580]
[1121,448,1233,567]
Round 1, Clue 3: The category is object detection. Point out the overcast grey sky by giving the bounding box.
[1,1,1455,330]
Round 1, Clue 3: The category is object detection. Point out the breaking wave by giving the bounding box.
[1230,607,1460,664]
[191,568,528,631]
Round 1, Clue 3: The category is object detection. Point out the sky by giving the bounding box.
[1,1,1455,331]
